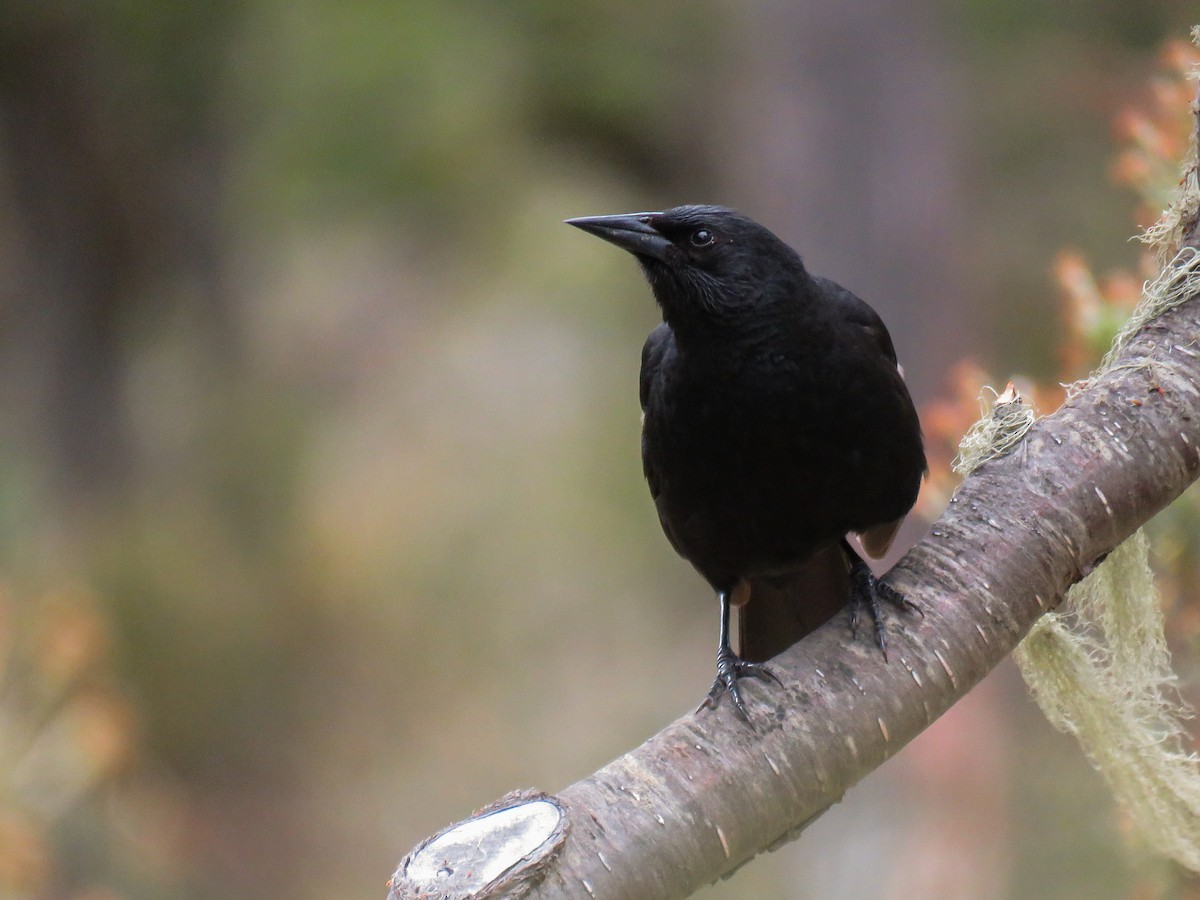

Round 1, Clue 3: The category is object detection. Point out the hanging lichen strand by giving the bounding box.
[1015,530,1200,871]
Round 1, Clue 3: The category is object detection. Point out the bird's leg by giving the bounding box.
[697,590,782,720]
[845,540,921,660]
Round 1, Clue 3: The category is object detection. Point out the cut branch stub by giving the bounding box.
[389,790,568,899]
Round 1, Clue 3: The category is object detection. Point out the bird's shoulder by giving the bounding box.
[809,274,899,366]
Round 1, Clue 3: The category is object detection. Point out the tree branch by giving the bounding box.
[387,113,1200,900]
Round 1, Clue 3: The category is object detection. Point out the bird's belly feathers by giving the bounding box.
[642,357,922,588]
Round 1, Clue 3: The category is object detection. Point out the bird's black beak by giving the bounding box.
[565,212,671,262]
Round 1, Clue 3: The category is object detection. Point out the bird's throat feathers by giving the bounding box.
[640,259,729,325]
[639,251,811,344]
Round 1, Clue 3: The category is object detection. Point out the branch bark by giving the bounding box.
[388,120,1200,900]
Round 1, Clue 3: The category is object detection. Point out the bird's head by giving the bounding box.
[566,204,806,334]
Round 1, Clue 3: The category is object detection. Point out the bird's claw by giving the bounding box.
[697,649,782,720]
[849,566,920,661]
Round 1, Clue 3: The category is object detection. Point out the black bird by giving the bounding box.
[567,205,926,718]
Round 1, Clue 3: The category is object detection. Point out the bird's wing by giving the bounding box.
[811,277,923,558]
[639,323,674,505]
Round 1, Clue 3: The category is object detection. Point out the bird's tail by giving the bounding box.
[737,543,850,663]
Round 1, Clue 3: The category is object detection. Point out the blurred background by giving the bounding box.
[1,2,1199,898]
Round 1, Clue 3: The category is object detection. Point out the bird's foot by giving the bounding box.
[848,565,921,660]
[697,646,782,721]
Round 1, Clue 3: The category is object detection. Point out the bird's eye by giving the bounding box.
[690,228,714,247]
